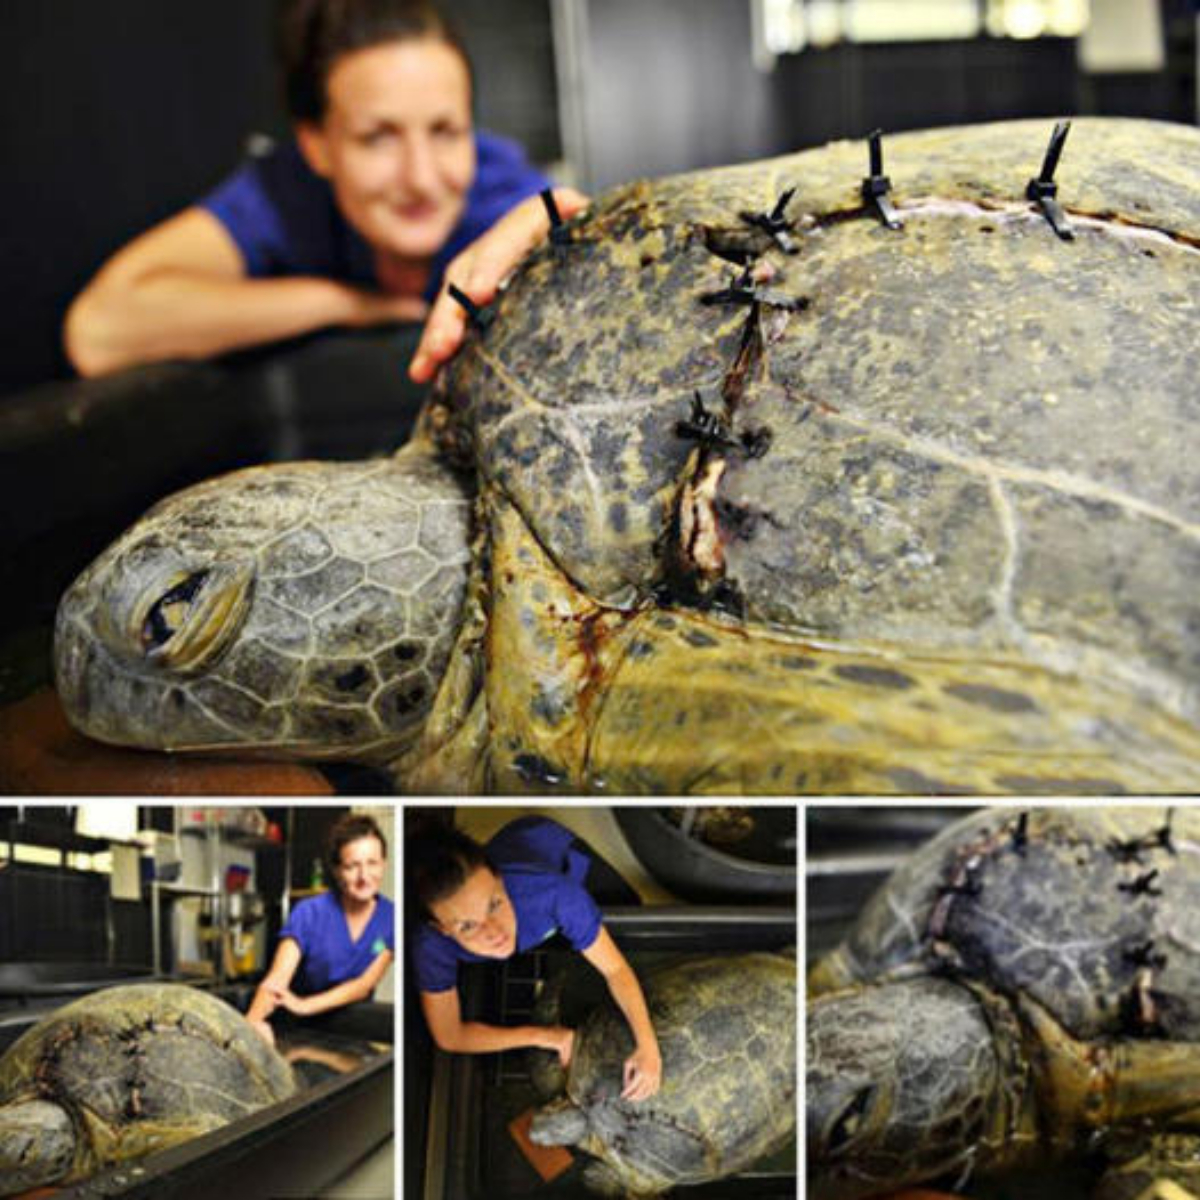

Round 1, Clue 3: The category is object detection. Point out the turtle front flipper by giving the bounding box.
[1095,1135,1200,1200]
[0,1099,77,1194]
[1017,997,1200,1137]
[581,1160,635,1197]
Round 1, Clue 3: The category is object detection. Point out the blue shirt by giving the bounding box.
[412,817,603,994]
[281,891,395,996]
[199,130,549,302]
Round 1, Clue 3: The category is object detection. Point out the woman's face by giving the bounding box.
[428,865,517,959]
[335,834,386,905]
[299,38,476,262]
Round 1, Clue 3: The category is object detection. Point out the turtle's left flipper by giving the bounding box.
[1094,1135,1200,1200]
[1019,997,1200,1136]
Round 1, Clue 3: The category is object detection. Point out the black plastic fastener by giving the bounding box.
[447,283,495,331]
[699,266,808,312]
[740,187,800,254]
[540,187,573,248]
[861,129,903,230]
[675,392,740,451]
[1026,120,1075,241]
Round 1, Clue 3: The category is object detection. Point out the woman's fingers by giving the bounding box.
[249,1019,276,1047]
[408,186,590,383]
[620,1048,662,1102]
[408,283,469,382]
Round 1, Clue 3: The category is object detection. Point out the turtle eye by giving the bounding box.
[141,571,209,653]
[827,1085,874,1154]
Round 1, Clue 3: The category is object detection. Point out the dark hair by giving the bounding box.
[278,0,472,123]
[325,812,388,890]
[406,824,489,921]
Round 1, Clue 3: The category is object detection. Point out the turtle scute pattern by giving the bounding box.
[0,984,295,1192]
[533,952,796,1197]
[807,807,1200,1200]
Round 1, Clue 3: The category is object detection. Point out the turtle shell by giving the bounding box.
[434,117,1200,754]
[0,984,295,1182]
[811,807,1200,1042]
[550,952,795,1193]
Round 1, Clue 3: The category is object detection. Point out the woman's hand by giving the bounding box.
[249,1018,276,1048]
[621,1043,662,1102]
[408,186,589,383]
[539,1025,576,1067]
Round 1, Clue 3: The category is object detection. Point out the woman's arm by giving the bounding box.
[407,186,589,384]
[64,207,428,377]
[420,985,575,1063]
[278,949,394,1017]
[581,926,662,1102]
[246,938,304,1044]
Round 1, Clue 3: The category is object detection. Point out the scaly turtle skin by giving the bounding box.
[55,447,471,761]
[54,118,1200,793]
[0,984,296,1195]
[807,807,1200,1200]
[530,952,795,1197]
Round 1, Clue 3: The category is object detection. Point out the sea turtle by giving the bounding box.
[530,951,796,1197]
[53,117,1200,793]
[0,983,296,1195]
[807,806,1200,1200]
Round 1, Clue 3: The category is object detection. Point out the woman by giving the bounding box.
[64,0,586,380]
[248,812,394,1046]
[408,817,662,1102]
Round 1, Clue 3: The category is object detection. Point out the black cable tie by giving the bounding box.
[1158,807,1176,853]
[1118,868,1163,898]
[861,129,903,230]
[1025,120,1074,241]
[1123,939,1168,970]
[1011,811,1030,855]
[540,187,572,248]
[675,391,739,452]
[447,283,495,331]
[699,267,808,312]
[740,187,800,254]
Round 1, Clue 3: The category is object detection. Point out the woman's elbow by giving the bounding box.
[63,293,117,377]
[429,1026,461,1053]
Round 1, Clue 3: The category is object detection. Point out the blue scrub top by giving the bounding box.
[200,130,550,301]
[281,890,395,996]
[411,817,602,994]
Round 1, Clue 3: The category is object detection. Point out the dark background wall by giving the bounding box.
[0,0,558,397]
[3,4,279,397]
[1,0,1194,397]
[571,0,1198,186]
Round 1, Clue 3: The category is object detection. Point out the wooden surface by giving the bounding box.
[0,687,333,796]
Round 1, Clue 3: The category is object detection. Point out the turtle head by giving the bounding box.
[54,445,472,763]
[807,977,1004,1200]
[0,1098,76,1193]
[529,1096,590,1147]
